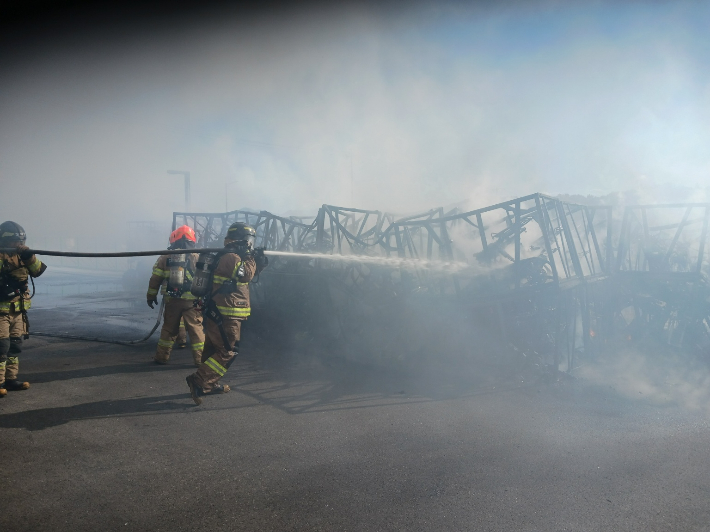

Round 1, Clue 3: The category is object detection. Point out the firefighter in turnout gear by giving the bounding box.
[0,221,47,397]
[185,222,268,405]
[147,225,205,366]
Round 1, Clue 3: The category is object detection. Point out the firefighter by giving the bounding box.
[0,221,47,397]
[185,222,268,405]
[147,225,205,367]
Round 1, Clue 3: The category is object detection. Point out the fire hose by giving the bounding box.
[0,248,251,258]
[32,297,165,346]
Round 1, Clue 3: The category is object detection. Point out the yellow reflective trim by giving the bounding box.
[213,276,247,287]
[232,261,243,278]
[0,299,31,312]
[190,342,204,350]
[7,300,29,312]
[28,259,42,274]
[153,268,169,277]
[157,339,173,348]
[147,288,159,295]
[179,293,197,300]
[204,357,227,376]
[7,356,18,364]
[0,361,5,367]
[216,306,250,317]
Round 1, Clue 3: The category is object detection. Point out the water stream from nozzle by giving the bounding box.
[264,250,473,273]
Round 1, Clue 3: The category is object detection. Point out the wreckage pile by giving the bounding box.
[174,194,710,374]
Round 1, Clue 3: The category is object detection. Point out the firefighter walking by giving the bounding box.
[147,225,205,367]
[186,222,268,405]
[0,221,47,397]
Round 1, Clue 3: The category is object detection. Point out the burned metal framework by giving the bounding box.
[173,210,317,250]
[609,204,710,354]
[175,195,710,374]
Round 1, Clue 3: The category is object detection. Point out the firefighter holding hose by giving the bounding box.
[147,225,205,366]
[0,221,47,397]
[185,222,268,405]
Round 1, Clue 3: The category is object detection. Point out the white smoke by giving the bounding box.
[1,1,709,250]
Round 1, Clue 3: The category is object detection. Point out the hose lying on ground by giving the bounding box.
[31,298,165,346]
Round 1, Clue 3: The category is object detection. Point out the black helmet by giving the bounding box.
[225,222,256,248]
[0,221,26,247]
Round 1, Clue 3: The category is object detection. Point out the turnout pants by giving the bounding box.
[176,318,187,346]
[192,317,241,393]
[155,299,205,365]
[0,309,26,386]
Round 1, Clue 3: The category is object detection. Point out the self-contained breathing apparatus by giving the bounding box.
[166,253,191,297]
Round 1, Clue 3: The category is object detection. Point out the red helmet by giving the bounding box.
[169,225,196,244]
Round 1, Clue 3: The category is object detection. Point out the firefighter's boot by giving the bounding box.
[4,356,27,389]
[4,379,30,391]
[206,383,230,395]
[186,374,204,405]
[0,388,6,398]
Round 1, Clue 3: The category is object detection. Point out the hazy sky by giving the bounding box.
[2,0,710,246]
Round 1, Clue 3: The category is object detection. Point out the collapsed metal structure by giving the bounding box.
[173,195,710,373]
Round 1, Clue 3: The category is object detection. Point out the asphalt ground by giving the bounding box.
[2,270,710,531]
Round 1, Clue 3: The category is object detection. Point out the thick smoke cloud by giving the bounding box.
[1,1,710,249]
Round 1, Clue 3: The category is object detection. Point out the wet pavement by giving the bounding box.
[2,270,710,531]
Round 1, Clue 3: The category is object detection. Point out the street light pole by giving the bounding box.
[167,170,191,211]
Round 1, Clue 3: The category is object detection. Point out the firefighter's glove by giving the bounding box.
[16,245,33,261]
[147,298,158,309]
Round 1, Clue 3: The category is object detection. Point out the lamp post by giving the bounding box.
[167,170,191,212]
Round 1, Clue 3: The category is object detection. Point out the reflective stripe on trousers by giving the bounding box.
[204,357,227,376]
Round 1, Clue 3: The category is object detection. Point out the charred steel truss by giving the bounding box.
[174,195,710,374]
